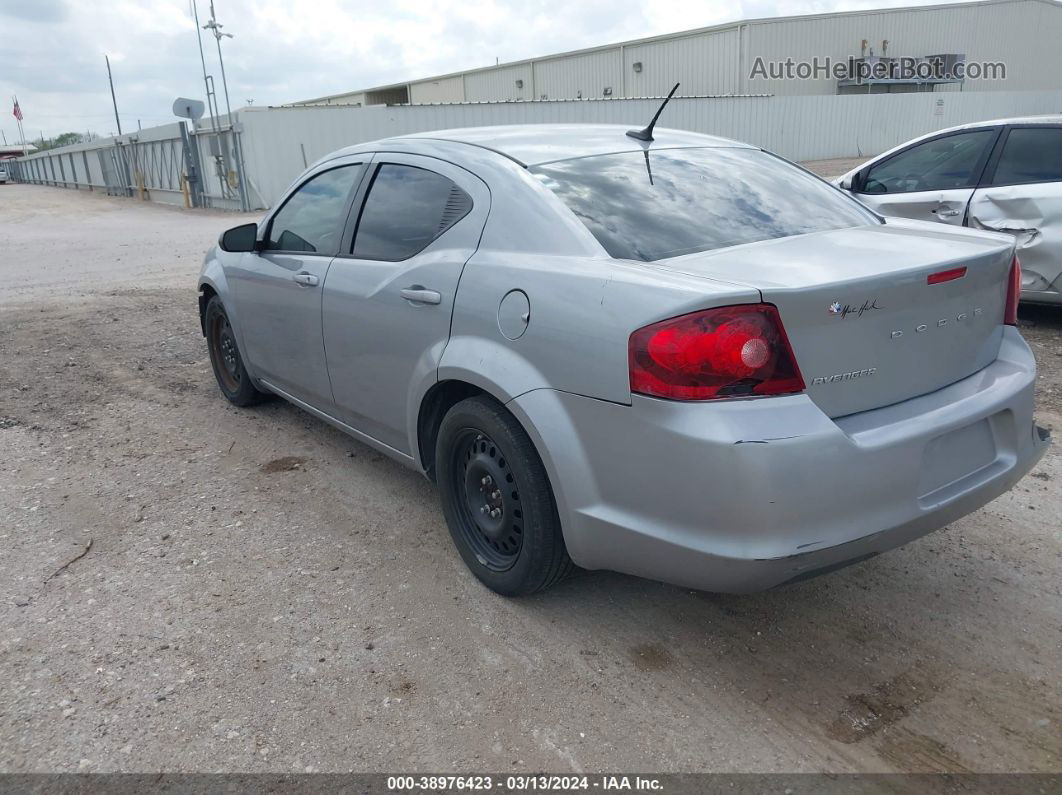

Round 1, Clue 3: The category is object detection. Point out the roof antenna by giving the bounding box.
[626,82,680,142]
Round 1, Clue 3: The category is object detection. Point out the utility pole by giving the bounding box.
[203,0,249,211]
[105,55,132,196]
[105,55,122,135]
[191,0,222,135]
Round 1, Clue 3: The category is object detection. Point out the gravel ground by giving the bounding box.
[1,183,1060,774]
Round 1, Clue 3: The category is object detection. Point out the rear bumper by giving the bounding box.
[509,327,1049,593]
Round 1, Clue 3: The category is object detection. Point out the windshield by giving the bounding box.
[531,147,878,262]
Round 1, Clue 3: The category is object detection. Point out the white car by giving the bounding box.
[0,165,8,184]
[836,116,1062,305]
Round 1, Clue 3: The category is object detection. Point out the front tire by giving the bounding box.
[436,396,574,596]
[204,295,268,407]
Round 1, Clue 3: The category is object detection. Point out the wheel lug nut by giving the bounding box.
[491,490,501,499]
[490,508,501,518]
[480,506,488,514]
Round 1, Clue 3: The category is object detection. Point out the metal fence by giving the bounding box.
[10,88,1062,210]
[7,120,250,209]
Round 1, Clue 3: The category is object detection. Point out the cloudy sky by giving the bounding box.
[1,0,967,142]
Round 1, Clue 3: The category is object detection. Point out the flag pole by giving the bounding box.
[13,95,27,155]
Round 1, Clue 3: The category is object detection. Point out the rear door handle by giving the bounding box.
[400,287,442,305]
[934,208,960,218]
[292,272,319,287]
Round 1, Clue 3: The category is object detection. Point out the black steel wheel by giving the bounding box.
[451,429,524,571]
[204,296,268,407]
[436,396,574,595]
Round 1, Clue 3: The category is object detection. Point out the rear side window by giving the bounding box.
[267,165,361,253]
[991,128,1062,185]
[352,164,473,261]
[531,147,877,262]
[861,130,995,195]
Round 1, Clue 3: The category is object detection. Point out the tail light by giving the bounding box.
[1004,254,1021,326]
[629,304,805,401]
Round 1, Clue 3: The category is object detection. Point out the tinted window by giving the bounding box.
[352,164,473,261]
[531,148,876,262]
[991,128,1062,185]
[862,130,995,194]
[267,166,360,253]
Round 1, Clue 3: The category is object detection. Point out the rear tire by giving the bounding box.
[436,396,574,596]
[204,295,268,407]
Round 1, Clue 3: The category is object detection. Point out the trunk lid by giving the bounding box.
[653,219,1014,418]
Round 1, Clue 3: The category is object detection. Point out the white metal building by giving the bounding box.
[290,0,1062,107]
[11,0,1062,209]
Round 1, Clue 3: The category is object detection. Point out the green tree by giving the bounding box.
[35,132,91,151]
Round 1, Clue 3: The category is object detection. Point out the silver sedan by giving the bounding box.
[198,123,1049,595]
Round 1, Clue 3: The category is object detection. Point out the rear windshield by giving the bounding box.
[531,147,878,262]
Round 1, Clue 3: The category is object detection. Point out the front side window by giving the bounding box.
[531,147,877,262]
[352,164,473,261]
[862,130,995,195]
[267,165,360,254]
[991,128,1062,186]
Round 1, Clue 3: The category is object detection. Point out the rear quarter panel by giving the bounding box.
[443,252,760,406]
[441,159,760,406]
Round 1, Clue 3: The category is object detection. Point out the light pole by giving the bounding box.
[105,55,122,135]
[202,1,249,211]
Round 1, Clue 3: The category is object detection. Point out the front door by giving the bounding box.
[322,155,489,454]
[230,162,364,408]
[852,128,999,227]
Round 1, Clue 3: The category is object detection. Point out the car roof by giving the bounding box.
[934,114,1062,134]
[354,124,753,167]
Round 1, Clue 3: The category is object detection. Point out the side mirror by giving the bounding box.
[838,175,854,191]
[219,222,259,253]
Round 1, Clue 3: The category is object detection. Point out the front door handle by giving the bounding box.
[292,272,319,287]
[400,287,442,305]
[934,207,960,218]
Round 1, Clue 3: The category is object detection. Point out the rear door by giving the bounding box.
[322,154,489,454]
[853,127,1000,226]
[229,161,365,408]
[967,124,1062,298]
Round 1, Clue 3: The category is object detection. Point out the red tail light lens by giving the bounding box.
[927,266,967,285]
[1004,255,1021,326]
[629,304,805,401]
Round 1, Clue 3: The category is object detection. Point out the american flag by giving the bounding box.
[12,98,23,121]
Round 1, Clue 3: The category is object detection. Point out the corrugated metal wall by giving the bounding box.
[532,49,624,100]
[624,28,742,97]
[289,0,1062,106]
[14,87,1061,210]
[409,76,465,104]
[465,63,534,102]
[745,0,1062,95]
[239,88,1062,207]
